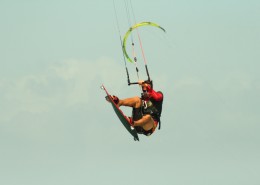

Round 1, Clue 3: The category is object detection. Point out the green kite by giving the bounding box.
[122,22,166,64]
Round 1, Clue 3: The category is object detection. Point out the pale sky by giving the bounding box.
[0,1,260,185]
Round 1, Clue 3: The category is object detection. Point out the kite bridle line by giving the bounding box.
[113,1,166,87]
[124,0,141,85]
[123,22,166,86]
[113,0,144,87]
[113,0,131,85]
[126,0,151,85]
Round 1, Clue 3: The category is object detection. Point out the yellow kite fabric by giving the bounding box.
[122,22,166,63]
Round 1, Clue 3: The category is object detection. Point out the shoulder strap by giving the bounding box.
[158,118,161,130]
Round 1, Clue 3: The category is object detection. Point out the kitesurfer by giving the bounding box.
[107,80,163,136]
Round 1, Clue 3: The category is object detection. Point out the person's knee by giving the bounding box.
[143,114,152,122]
[133,96,141,108]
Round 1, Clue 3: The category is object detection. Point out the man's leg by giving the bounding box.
[134,114,155,131]
[118,96,142,108]
[119,96,154,131]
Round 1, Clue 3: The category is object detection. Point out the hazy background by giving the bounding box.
[1,0,259,185]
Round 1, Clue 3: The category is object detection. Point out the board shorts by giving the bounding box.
[132,106,158,136]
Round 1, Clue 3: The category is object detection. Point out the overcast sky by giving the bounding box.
[0,1,260,185]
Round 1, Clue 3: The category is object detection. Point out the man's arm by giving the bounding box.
[138,80,163,101]
[147,86,163,101]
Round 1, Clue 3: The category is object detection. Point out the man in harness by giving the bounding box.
[107,80,163,136]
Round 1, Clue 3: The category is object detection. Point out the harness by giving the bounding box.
[131,105,159,136]
[141,92,163,130]
[131,92,163,136]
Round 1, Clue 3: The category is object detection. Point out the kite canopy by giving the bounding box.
[122,22,166,64]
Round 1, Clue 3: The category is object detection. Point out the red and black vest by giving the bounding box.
[142,91,163,129]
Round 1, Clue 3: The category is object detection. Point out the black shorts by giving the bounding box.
[132,107,143,121]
